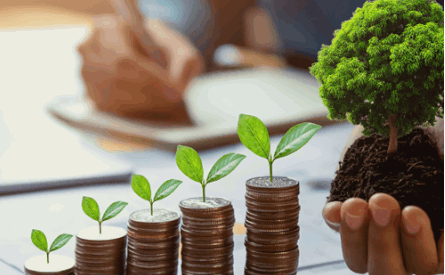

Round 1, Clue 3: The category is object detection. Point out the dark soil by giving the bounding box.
[329,128,444,242]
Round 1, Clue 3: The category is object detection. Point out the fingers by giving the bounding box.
[340,198,369,273]
[368,193,406,275]
[401,206,439,275]
[322,201,342,232]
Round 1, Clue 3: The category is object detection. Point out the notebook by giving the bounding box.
[48,67,338,152]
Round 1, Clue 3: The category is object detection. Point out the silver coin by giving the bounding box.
[130,209,180,223]
[246,177,298,188]
[179,197,231,209]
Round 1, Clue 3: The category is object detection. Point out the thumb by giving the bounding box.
[322,201,342,232]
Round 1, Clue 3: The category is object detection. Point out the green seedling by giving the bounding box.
[31,229,72,264]
[309,0,443,154]
[237,114,321,182]
[81,197,128,234]
[176,145,246,202]
[131,174,182,215]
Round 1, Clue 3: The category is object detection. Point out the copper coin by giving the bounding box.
[246,208,300,220]
[245,238,297,253]
[129,209,180,228]
[246,176,299,189]
[179,197,232,212]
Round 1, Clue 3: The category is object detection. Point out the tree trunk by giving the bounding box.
[387,114,398,154]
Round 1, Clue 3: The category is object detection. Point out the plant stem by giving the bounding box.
[99,221,102,234]
[387,114,398,154]
[47,252,49,264]
[269,160,273,182]
[150,201,154,216]
[202,184,206,202]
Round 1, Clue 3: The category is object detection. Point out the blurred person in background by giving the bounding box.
[78,1,444,273]
[79,0,376,122]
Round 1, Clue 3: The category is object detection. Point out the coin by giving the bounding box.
[246,176,299,188]
[75,226,127,275]
[244,177,301,274]
[180,198,235,274]
[126,208,180,274]
[24,255,75,275]
[179,197,231,210]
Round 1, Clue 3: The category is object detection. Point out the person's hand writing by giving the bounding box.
[78,15,204,122]
[323,119,444,275]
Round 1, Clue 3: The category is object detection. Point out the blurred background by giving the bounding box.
[0,0,443,189]
[0,0,443,186]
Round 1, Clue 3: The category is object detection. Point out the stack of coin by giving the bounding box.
[75,226,127,275]
[244,177,300,275]
[179,197,235,275]
[126,209,180,275]
[24,255,75,275]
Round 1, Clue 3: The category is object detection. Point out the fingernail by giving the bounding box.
[403,213,421,235]
[371,206,390,227]
[345,208,365,230]
[325,218,340,232]
[322,211,340,230]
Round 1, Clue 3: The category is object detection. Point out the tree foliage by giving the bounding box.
[310,0,444,138]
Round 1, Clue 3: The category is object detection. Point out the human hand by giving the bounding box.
[323,193,444,275]
[323,119,444,275]
[78,15,203,122]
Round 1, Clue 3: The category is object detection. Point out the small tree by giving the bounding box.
[310,0,444,154]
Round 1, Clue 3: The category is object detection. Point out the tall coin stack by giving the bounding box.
[75,226,127,275]
[126,209,180,275]
[244,177,300,275]
[180,197,235,275]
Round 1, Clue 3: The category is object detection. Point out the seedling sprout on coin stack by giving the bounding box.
[127,174,183,274]
[175,145,245,202]
[31,230,73,264]
[238,114,322,182]
[131,174,182,215]
[81,196,128,234]
[25,230,74,274]
[238,113,321,274]
[175,145,245,274]
[77,197,128,275]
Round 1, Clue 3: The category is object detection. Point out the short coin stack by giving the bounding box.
[244,177,300,275]
[24,255,75,275]
[180,197,235,275]
[126,209,180,275]
[75,226,127,275]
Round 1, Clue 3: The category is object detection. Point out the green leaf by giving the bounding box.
[175,145,204,183]
[49,234,73,252]
[206,153,246,184]
[82,196,100,222]
[273,123,322,160]
[102,201,128,222]
[131,174,152,202]
[154,179,182,202]
[31,230,48,252]
[237,114,270,159]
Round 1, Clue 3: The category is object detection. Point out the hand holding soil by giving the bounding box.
[322,120,444,275]
[323,193,444,275]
